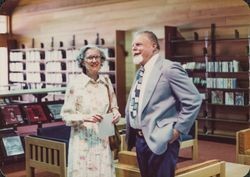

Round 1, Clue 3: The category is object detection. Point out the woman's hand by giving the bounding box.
[112,110,121,124]
[83,114,103,123]
[71,121,78,128]
[91,114,103,123]
[79,114,102,128]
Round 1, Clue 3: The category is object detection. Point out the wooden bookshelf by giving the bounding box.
[7,30,126,116]
[165,24,250,140]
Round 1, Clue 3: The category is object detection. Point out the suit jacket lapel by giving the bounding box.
[139,57,163,118]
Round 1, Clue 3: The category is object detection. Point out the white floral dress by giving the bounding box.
[61,73,119,177]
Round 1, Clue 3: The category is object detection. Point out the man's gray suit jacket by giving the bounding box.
[125,57,202,155]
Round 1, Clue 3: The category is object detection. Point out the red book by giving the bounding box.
[22,104,47,123]
[0,105,24,126]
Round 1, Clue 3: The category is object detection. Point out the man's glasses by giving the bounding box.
[85,55,101,61]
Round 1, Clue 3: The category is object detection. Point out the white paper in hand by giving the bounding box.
[98,113,115,139]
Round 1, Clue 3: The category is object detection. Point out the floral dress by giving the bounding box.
[61,73,119,177]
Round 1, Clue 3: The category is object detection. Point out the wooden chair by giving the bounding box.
[180,120,198,160]
[175,159,225,177]
[115,151,225,177]
[236,128,250,165]
[115,151,140,177]
[25,136,67,177]
[120,120,198,160]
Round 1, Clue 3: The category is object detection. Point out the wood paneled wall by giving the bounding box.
[0,34,8,47]
[11,0,250,48]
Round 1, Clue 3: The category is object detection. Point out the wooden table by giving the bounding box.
[226,162,249,177]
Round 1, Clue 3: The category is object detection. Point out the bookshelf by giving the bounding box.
[165,26,208,95]
[0,88,66,165]
[204,24,250,140]
[165,24,250,140]
[7,30,126,116]
[165,25,208,135]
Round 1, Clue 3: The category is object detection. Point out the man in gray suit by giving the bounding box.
[125,31,202,177]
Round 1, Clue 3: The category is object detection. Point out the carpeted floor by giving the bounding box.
[1,140,236,177]
[177,139,235,169]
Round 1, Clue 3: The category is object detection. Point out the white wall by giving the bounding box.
[0,47,8,90]
[0,15,8,33]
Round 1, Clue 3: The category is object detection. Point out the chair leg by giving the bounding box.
[26,167,35,177]
[120,134,127,151]
[192,140,198,160]
[0,169,6,177]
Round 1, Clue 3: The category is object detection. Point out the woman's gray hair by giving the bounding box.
[76,45,106,68]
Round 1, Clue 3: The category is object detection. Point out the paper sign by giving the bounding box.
[98,113,115,139]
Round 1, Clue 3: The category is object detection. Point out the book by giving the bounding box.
[235,92,244,106]
[22,104,48,123]
[46,103,63,120]
[225,92,234,105]
[0,105,24,126]
[2,135,24,157]
[211,90,223,104]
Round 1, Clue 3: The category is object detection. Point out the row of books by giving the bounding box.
[182,62,206,70]
[182,60,240,72]
[206,60,239,72]
[207,78,237,89]
[0,102,64,127]
[9,59,113,89]
[9,48,114,61]
[192,77,206,87]
[9,60,81,72]
[9,67,113,89]
[9,72,76,84]
[211,91,245,105]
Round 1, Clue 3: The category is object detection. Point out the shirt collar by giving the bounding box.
[82,73,107,85]
[144,53,159,71]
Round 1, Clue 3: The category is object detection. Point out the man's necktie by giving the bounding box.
[130,66,145,119]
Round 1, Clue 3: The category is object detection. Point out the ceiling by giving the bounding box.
[4,0,250,46]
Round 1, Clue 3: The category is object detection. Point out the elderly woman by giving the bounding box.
[61,45,121,177]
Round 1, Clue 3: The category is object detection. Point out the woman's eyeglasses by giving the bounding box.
[85,55,101,61]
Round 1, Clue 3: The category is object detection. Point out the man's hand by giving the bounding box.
[169,128,180,144]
